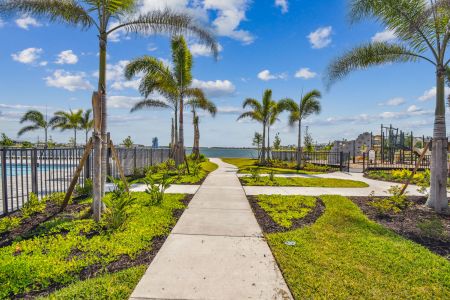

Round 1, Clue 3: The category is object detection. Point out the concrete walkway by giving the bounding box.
[130,158,293,300]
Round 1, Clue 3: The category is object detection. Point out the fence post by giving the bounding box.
[339,151,344,172]
[31,148,38,195]
[1,148,8,215]
[362,152,366,172]
[134,147,137,170]
[84,151,91,180]
[107,133,111,177]
[150,148,153,166]
[161,148,163,162]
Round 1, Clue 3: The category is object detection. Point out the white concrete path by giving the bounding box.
[129,158,293,300]
[242,171,432,196]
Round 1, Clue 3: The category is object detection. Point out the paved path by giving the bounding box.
[241,172,431,196]
[130,158,293,300]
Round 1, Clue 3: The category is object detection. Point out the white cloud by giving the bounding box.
[190,43,223,57]
[275,0,288,13]
[108,96,142,109]
[407,105,421,112]
[147,43,158,51]
[0,103,48,110]
[45,70,93,91]
[192,79,236,97]
[378,97,405,106]
[11,48,43,64]
[217,106,243,114]
[371,29,396,43]
[308,26,332,49]
[15,15,41,30]
[418,86,450,101]
[257,69,287,81]
[295,68,317,79]
[0,18,5,28]
[55,50,78,65]
[93,60,141,90]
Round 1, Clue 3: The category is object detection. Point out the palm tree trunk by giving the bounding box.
[85,130,88,145]
[177,93,184,165]
[170,117,175,156]
[297,119,302,168]
[193,111,200,159]
[267,125,271,161]
[426,67,448,213]
[261,122,266,164]
[74,129,77,147]
[44,127,48,148]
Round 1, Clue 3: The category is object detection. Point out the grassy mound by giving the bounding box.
[240,176,369,187]
[221,158,328,174]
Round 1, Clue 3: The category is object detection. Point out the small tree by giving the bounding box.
[0,133,14,147]
[252,132,263,159]
[123,136,133,149]
[304,132,314,153]
[273,133,281,150]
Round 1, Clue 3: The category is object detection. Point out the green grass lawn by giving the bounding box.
[0,193,188,299]
[240,176,369,187]
[262,195,450,299]
[221,158,323,174]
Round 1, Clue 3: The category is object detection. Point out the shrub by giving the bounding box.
[44,192,69,206]
[249,168,261,182]
[144,174,173,206]
[269,170,275,181]
[368,186,411,216]
[417,217,448,241]
[21,193,46,218]
[75,179,93,197]
[191,163,201,177]
[102,178,136,230]
[0,216,21,234]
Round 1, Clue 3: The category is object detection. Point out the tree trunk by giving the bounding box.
[170,117,175,156]
[261,122,266,165]
[297,118,302,168]
[44,127,48,148]
[192,111,200,159]
[267,125,270,161]
[85,130,88,145]
[426,67,448,213]
[74,129,77,147]
[177,93,184,165]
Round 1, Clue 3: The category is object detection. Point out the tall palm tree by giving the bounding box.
[0,0,218,221]
[125,36,198,165]
[326,0,449,213]
[186,89,217,159]
[238,89,274,164]
[18,110,50,147]
[282,90,321,168]
[79,109,94,145]
[50,109,83,147]
[266,101,287,160]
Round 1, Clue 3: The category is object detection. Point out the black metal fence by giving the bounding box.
[271,151,350,171]
[362,151,432,171]
[0,147,170,216]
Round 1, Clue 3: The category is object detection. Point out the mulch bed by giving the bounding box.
[247,195,325,233]
[350,196,450,259]
[9,194,193,299]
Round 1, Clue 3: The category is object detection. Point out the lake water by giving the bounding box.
[187,148,258,158]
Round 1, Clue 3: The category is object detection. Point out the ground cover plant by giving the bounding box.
[221,157,333,174]
[240,175,368,187]
[131,156,218,185]
[259,195,450,298]
[0,191,190,298]
[365,169,435,185]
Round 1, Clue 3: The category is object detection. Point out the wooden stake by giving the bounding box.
[109,140,129,192]
[400,142,430,195]
[60,138,93,212]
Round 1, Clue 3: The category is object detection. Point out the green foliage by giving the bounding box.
[191,162,201,176]
[304,131,314,153]
[417,217,448,241]
[0,133,14,147]
[249,168,261,182]
[366,169,436,188]
[102,178,136,230]
[144,174,173,206]
[257,195,317,228]
[21,193,46,218]
[221,158,323,175]
[122,136,133,149]
[41,266,146,300]
[44,192,69,206]
[0,216,21,234]
[273,133,281,150]
[268,170,275,181]
[21,141,33,148]
[0,193,187,298]
[266,195,450,298]
[368,186,411,216]
[241,176,369,187]
[75,179,93,197]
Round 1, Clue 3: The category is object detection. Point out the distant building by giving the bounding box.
[331,132,372,156]
[152,137,158,148]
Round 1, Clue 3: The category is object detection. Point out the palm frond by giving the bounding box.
[242,98,262,110]
[0,0,95,29]
[18,125,40,136]
[172,35,193,87]
[326,42,422,88]
[237,111,262,122]
[130,99,171,113]
[20,110,45,127]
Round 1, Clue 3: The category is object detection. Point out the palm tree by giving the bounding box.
[186,89,217,159]
[79,109,93,145]
[281,90,321,168]
[50,109,83,147]
[325,0,449,213]
[266,101,287,160]
[18,110,50,147]
[238,89,275,164]
[1,0,218,221]
[126,36,199,165]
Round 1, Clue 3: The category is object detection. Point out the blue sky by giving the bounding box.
[0,0,446,147]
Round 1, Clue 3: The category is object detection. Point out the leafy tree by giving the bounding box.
[304,131,314,153]
[18,110,50,147]
[267,100,289,158]
[50,110,83,147]
[122,136,133,149]
[238,89,276,164]
[252,132,263,159]
[79,109,93,145]
[0,0,218,221]
[0,133,14,147]
[325,0,449,212]
[282,90,322,167]
[186,89,217,159]
[21,141,33,148]
[273,133,281,150]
